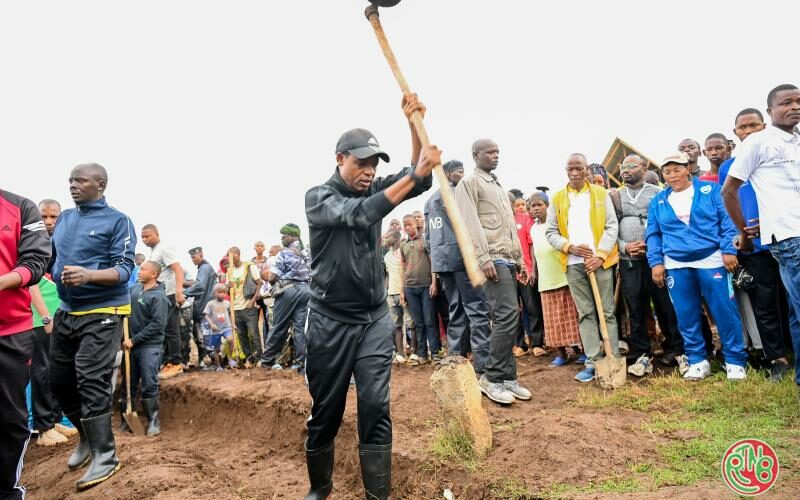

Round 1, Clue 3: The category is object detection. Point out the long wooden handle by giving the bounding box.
[123,317,133,413]
[588,272,614,357]
[366,9,486,288]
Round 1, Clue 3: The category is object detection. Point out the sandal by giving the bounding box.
[512,346,529,358]
[532,347,547,357]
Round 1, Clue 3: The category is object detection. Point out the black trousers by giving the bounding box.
[484,265,519,383]
[163,294,181,365]
[740,251,787,361]
[30,326,61,431]
[619,259,681,358]
[515,281,544,348]
[50,311,122,418]
[179,306,194,365]
[0,331,33,500]
[305,309,393,450]
[234,307,261,361]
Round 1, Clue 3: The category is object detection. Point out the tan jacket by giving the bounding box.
[455,168,523,267]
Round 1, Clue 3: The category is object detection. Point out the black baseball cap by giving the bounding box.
[335,128,390,163]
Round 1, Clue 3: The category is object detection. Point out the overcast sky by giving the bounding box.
[2,0,796,271]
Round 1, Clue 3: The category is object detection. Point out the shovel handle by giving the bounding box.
[122,317,133,414]
[366,9,486,288]
[588,272,615,358]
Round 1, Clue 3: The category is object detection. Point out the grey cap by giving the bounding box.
[443,160,464,172]
[335,128,390,163]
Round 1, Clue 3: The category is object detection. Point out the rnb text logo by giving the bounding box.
[721,439,779,496]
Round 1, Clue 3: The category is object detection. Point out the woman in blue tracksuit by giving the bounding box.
[645,153,748,381]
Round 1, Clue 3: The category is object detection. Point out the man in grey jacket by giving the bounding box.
[183,247,217,365]
[545,153,621,384]
[425,160,491,372]
[455,139,531,406]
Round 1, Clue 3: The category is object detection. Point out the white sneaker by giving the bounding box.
[479,375,515,405]
[407,354,420,365]
[725,364,747,381]
[502,380,532,401]
[395,354,407,364]
[627,355,653,377]
[683,360,711,381]
[676,355,690,376]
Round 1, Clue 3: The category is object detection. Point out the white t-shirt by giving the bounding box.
[664,185,722,270]
[728,126,800,243]
[149,242,179,295]
[566,190,595,265]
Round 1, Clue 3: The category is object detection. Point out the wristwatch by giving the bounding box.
[42,316,52,325]
[407,170,425,185]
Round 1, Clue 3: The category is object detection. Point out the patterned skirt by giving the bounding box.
[541,286,582,348]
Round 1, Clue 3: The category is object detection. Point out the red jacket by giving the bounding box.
[0,190,51,337]
[514,211,533,275]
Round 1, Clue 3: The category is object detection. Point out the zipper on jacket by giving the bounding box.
[321,260,338,299]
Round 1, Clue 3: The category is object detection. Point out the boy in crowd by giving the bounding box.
[401,214,439,364]
[204,284,236,370]
[383,230,408,363]
[122,261,168,436]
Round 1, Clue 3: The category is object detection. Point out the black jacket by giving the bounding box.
[305,166,431,324]
[129,282,169,347]
[183,260,217,319]
[424,184,464,273]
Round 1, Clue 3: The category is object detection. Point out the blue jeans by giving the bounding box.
[666,267,748,367]
[404,286,440,358]
[123,344,161,402]
[769,237,800,385]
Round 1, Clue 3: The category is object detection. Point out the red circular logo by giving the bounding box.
[721,439,779,496]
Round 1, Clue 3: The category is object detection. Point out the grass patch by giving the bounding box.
[430,422,479,471]
[489,477,533,499]
[577,369,800,489]
[539,476,643,499]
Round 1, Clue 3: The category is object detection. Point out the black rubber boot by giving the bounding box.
[76,412,121,491]
[359,443,391,500]
[141,398,161,436]
[66,411,91,471]
[118,401,132,434]
[304,439,334,500]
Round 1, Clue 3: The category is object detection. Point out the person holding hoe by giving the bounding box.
[303,93,436,500]
[545,153,622,384]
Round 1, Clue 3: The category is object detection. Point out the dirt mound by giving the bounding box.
[23,357,791,499]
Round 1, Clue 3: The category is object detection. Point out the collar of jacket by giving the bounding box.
[196,259,210,269]
[566,180,591,194]
[76,196,108,214]
[473,167,499,183]
[328,167,368,197]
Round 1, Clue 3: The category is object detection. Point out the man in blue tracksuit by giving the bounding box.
[50,163,135,490]
[646,153,748,381]
[424,160,491,372]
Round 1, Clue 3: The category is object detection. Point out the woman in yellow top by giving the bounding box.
[528,192,583,366]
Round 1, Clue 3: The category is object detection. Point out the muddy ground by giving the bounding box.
[22,355,799,499]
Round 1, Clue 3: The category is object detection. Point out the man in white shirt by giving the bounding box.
[140,224,185,379]
[722,83,800,387]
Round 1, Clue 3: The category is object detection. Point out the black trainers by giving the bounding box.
[768,362,790,383]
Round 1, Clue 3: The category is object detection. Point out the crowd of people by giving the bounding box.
[1,84,798,500]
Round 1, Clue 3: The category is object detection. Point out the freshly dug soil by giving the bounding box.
[21,356,799,499]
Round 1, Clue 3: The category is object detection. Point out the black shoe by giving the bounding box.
[659,352,679,367]
[76,412,121,491]
[141,398,161,436]
[65,411,91,471]
[359,443,391,500]
[769,362,791,383]
[118,402,132,434]
[304,439,334,500]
